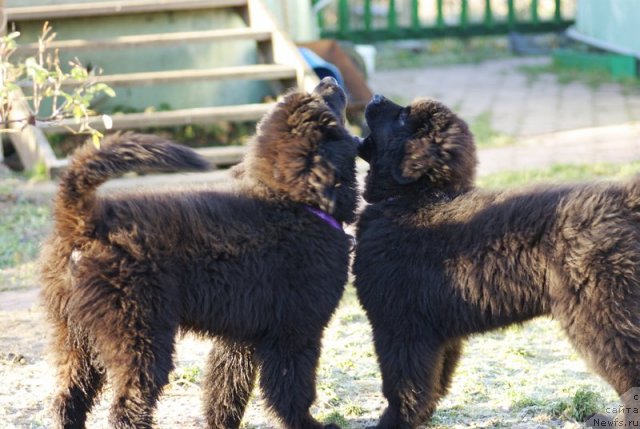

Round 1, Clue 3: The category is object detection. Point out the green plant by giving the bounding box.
[169,365,201,387]
[342,400,365,417]
[0,22,115,147]
[510,395,550,412]
[319,410,349,428]
[570,387,604,422]
[26,161,49,182]
[548,399,571,418]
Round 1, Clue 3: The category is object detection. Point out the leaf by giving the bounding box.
[69,66,88,81]
[25,57,50,85]
[91,132,101,148]
[72,104,85,120]
[92,83,116,98]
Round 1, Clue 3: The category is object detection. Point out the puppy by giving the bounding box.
[354,95,640,428]
[40,77,358,429]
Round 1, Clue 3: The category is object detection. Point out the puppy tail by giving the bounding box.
[55,132,210,231]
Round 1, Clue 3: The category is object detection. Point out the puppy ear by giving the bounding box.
[267,137,338,212]
[303,149,338,212]
[391,136,437,185]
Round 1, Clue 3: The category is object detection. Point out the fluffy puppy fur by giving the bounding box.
[354,95,640,428]
[40,77,358,429]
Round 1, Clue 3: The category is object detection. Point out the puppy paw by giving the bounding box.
[324,424,342,429]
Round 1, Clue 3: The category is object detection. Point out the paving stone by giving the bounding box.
[371,57,638,144]
[554,115,595,132]
[492,117,522,135]
[627,99,640,122]
[594,110,633,127]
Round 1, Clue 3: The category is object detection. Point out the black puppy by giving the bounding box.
[40,77,358,429]
[354,95,640,428]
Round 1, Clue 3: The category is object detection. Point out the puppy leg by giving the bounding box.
[202,338,256,429]
[370,333,445,429]
[554,258,640,426]
[574,323,640,425]
[435,340,463,400]
[257,337,338,429]
[49,317,105,429]
[78,284,177,429]
[105,321,176,429]
[567,327,640,426]
[609,368,640,427]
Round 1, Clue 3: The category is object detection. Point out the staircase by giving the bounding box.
[5,0,319,174]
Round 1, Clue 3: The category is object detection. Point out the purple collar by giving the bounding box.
[304,206,343,231]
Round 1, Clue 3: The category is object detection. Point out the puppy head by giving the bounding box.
[359,95,477,203]
[241,77,358,223]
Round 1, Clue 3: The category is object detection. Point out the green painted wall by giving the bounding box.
[6,0,317,113]
[575,0,640,55]
[264,0,318,41]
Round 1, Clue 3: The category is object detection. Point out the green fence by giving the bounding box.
[313,0,575,43]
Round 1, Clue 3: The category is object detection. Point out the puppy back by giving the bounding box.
[54,132,209,237]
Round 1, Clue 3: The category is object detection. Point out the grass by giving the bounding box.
[376,36,513,70]
[0,198,50,291]
[311,285,619,428]
[519,62,640,91]
[169,365,202,388]
[425,317,616,428]
[0,199,50,269]
[469,111,515,148]
[0,166,51,291]
[478,161,640,189]
[319,410,350,428]
[0,193,50,268]
[507,387,605,422]
[570,387,605,422]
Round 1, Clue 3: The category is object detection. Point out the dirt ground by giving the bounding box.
[0,286,385,429]
[0,285,619,429]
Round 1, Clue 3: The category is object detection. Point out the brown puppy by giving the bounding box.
[354,95,640,428]
[40,77,358,429]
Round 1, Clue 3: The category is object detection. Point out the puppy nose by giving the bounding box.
[321,76,338,86]
[372,94,385,104]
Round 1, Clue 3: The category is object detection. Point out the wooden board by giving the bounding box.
[15,28,271,53]
[42,103,275,133]
[6,0,248,21]
[62,64,297,87]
